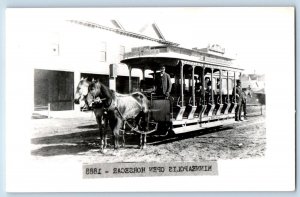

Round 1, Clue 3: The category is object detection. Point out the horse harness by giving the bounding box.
[92,94,157,135]
[112,97,157,135]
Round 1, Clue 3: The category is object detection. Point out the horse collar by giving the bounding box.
[104,98,115,110]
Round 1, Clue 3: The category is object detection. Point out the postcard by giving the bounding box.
[5,7,295,192]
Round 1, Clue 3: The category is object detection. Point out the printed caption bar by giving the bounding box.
[83,162,218,178]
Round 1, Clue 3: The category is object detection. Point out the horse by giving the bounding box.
[74,78,109,153]
[241,86,252,119]
[74,77,90,110]
[86,80,150,150]
[242,86,252,101]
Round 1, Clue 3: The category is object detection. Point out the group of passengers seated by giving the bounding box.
[151,66,223,107]
[194,77,217,106]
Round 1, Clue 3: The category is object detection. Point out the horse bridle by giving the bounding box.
[89,93,116,112]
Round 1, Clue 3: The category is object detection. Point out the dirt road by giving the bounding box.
[31,111,266,163]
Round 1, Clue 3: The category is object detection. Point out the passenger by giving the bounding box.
[217,78,220,90]
[154,66,172,98]
[195,82,202,95]
[215,78,224,103]
[195,83,204,104]
[204,77,210,89]
[232,80,243,121]
[140,80,144,91]
[205,81,215,104]
[194,76,200,88]
[195,83,204,97]
[171,82,179,95]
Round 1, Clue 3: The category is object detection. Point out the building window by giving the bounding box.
[50,43,59,56]
[119,45,125,61]
[116,76,139,94]
[49,32,60,56]
[99,42,106,62]
[81,73,109,87]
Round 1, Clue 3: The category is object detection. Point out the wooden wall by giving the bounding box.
[34,69,74,111]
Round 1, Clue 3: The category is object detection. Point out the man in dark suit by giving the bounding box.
[154,66,172,97]
[232,80,243,121]
[205,81,215,105]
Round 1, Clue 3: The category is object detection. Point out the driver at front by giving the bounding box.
[154,65,172,98]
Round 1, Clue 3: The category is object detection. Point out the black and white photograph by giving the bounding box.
[5,7,295,192]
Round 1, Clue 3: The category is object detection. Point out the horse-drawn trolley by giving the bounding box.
[120,45,244,135]
[75,45,245,151]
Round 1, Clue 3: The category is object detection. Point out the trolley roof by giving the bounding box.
[121,45,244,72]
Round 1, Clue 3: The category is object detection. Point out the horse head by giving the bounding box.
[86,80,113,108]
[247,86,252,98]
[242,86,252,98]
[74,77,90,109]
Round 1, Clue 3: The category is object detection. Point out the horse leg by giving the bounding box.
[141,113,148,149]
[99,126,105,152]
[101,114,108,152]
[143,134,147,149]
[109,117,117,150]
[95,110,105,153]
[113,118,123,150]
[139,134,147,149]
[140,134,143,149]
[103,118,108,149]
[121,122,126,148]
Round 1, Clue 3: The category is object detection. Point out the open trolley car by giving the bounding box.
[121,45,243,135]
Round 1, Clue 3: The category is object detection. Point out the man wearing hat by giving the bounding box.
[154,66,172,97]
[205,81,215,104]
[232,79,243,121]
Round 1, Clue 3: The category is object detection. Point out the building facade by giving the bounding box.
[31,20,177,111]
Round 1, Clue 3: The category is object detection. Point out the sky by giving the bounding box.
[131,7,294,74]
[115,7,294,74]
[6,7,295,74]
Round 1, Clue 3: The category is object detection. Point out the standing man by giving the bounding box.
[232,80,243,121]
[154,66,172,98]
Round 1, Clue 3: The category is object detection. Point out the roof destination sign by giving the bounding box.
[208,44,225,54]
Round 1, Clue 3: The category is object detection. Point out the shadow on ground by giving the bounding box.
[31,144,96,156]
[32,112,49,119]
[31,123,234,157]
[31,127,144,156]
[148,125,232,146]
[77,124,98,129]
